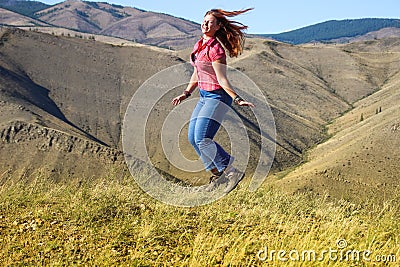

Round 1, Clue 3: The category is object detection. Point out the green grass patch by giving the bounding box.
[0,173,399,266]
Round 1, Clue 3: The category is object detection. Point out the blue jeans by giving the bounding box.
[188,89,233,172]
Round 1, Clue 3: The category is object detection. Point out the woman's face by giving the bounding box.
[202,14,220,37]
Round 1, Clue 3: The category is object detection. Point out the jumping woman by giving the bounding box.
[172,8,254,193]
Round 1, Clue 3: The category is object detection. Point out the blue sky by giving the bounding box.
[41,0,400,34]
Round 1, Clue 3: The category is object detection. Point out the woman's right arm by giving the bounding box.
[171,69,198,106]
[185,69,198,95]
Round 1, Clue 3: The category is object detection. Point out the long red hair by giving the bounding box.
[205,8,253,57]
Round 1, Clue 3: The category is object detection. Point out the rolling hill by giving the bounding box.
[269,38,400,201]
[33,0,201,49]
[0,26,399,202]
[0,27,180,180]
[272,62,400,203]
[1,0,201,49]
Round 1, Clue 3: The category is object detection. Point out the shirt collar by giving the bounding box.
[201,36,217,47]
[191,37,217,63]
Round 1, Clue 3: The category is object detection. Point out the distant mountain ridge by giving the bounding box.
[0,0,202,49]
[260,18,400,44]
[1,0,400,48]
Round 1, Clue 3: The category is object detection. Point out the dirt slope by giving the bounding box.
[272,70,400,203]
[0,27,179,181]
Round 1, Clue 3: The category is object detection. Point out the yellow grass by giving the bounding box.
[0,172,399,266]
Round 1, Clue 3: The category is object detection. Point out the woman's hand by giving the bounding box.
[212,59,255,108]
[171,94,187,106]
[237,100,255,108]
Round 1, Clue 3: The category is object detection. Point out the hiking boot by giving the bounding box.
[204,174,224,192]
[223,166,244,193]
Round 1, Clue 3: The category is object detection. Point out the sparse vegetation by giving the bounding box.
[76,9,89,19]
[0,173,398,266]
[85,1,129,19]
[260,18,400,44]
[35,7,63,17]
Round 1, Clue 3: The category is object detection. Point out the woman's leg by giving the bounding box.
[188,100,203,157]
[188,93,220,172]
[192,90,233,172]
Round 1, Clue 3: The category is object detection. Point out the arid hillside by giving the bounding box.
[0,27,399,201]
[261,38,400,202]
[0,27,180,181]
[34,0,201,50]
[271,46,400,202]
[1,0,202,50]
[332,27,400,43]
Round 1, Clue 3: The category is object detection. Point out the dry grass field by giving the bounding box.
[0,173,399,266]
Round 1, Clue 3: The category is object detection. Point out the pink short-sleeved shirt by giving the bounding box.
[190,37,226,91]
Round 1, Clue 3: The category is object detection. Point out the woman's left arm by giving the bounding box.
[212,58,255,107]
